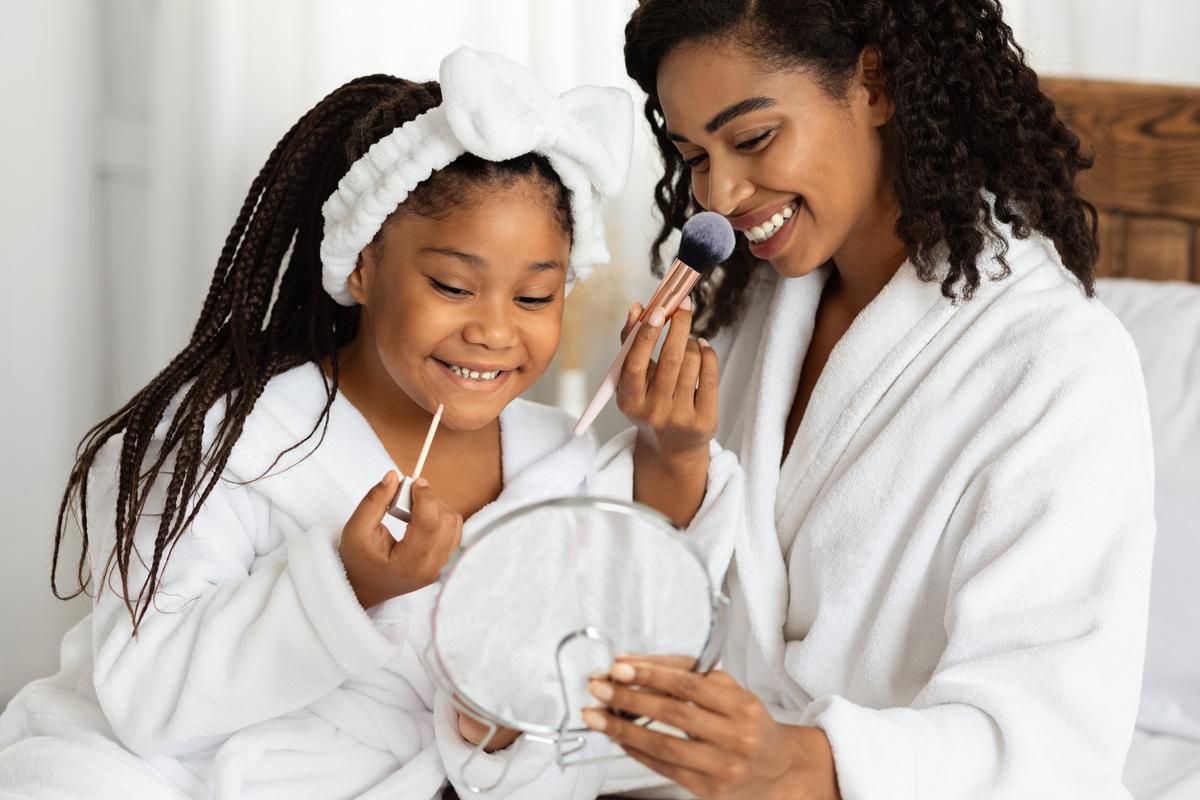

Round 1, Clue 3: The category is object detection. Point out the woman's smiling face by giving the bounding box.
[347,178,570,431]
[656,38,896,279]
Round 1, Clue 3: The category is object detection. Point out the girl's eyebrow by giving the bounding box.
[423,246,483,266]
[666,96,778,142]
[423,246,563,273]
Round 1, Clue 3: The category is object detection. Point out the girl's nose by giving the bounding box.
[461,300,520,350]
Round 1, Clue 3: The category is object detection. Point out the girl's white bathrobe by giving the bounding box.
[712,224,1155,799]
[0,364,740,800]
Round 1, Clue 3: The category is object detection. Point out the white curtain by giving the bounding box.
[1004,0,1200,85]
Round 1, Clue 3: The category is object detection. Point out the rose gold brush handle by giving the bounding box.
[572,260,699,436]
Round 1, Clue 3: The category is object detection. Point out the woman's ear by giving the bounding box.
[859,45,894,126]
[347,246,375,306]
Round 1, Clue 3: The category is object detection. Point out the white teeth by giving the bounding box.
[745,202,799,243]
[447,363,501,381]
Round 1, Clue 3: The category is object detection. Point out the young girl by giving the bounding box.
[584,2,1156,799]
[0,48,740,800]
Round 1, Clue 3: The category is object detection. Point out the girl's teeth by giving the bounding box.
[448,364,500,381]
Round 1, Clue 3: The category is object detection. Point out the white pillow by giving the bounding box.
[1098,277,1200,739]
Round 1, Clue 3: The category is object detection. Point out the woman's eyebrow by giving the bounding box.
[666,96,778,143]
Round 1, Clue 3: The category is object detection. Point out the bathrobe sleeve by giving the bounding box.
[799,322,1156,799]
[87,449,403,759]
[589,427,742,587]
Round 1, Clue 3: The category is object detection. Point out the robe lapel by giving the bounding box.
[774,263,957,552]
[731,269,826,687]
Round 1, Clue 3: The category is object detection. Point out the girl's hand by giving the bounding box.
[339,472,463,610]
[617,298,719,463]
[583,656,841,800]
[457,711,522,752]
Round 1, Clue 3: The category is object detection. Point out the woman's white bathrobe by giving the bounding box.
[712,225,1155,799]
[0,364,740,800]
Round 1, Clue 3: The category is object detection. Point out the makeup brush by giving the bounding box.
[387,403,443,531]
[573,212,735,436]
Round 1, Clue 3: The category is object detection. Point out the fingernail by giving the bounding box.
[382,471,395,485]
[699,338,710,349]
[648,308,665,328]
[581,708,607,731]
[611,663,636,683]
[415,478,429,488]
[588,680,614,701]
[681,296,693,311]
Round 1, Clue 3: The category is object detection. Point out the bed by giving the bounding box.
[1041,76,1200,800]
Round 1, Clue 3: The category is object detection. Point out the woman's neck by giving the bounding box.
[829,189,911,312]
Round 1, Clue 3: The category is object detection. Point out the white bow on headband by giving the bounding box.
[321,46,634,305]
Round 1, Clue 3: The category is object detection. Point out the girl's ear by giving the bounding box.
[347,246,375,306]
[859,45,894,127]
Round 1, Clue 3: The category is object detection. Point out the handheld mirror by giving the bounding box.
[427,496,728,791]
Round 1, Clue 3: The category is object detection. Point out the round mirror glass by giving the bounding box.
[431,496,716,734]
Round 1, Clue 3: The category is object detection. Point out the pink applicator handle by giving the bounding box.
[572,321,643,437]
[572,262,700,437]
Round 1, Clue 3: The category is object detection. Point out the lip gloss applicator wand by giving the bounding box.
[573,211,735,437]
[386,402,443,531]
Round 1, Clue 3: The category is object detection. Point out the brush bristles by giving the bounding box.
[677,212,736,273]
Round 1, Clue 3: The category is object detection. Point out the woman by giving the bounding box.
[585,2,1155,798]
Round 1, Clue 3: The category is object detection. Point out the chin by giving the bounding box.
[768,251,826,279]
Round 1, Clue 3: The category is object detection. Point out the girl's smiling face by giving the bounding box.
[655,38,897,279]
[346,179,570,431]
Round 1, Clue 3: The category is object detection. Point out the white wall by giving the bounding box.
[0,3,99,702]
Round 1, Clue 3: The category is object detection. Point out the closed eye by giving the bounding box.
[430,278,470,298]
[735,129,774,151]
[516,294,555,308]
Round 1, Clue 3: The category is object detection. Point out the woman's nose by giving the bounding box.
[698,155,754,216]
[461,299,519,350]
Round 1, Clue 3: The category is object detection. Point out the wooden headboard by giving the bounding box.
[1041,77,1200,283]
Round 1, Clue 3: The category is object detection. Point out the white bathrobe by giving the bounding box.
[0,363,741,800]
[712,224,1155,799]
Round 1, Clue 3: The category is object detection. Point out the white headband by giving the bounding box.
[320,46,634,305]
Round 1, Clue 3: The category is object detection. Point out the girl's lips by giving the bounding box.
[432,358,514,393]
[746,202,799,260]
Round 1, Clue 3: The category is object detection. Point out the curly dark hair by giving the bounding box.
[53,75,573,631]
[625,0,1099,336]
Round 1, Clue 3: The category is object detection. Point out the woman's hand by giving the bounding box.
[583,656,840,800]
[457,711,522,752]
[617,297,719,461]
[617,298,720,527]
[339,471,463,610]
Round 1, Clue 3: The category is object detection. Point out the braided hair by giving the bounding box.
[53,75,572,630]
[625,0,1098,337]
